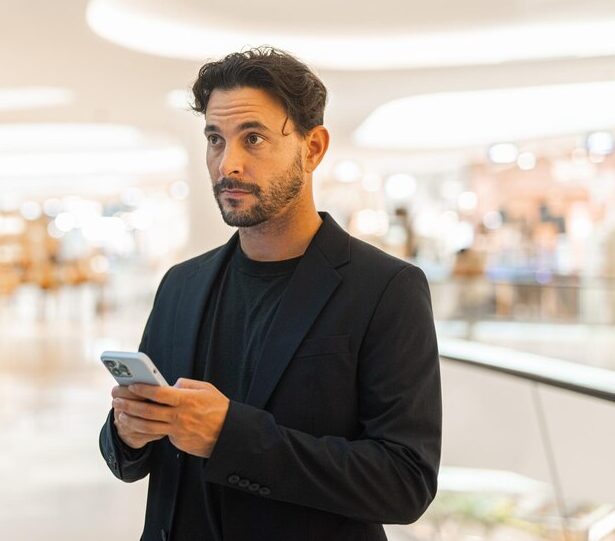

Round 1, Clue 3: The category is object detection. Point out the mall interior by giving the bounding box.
[2,1,615,540]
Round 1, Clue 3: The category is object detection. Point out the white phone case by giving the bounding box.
[101,350,169,386]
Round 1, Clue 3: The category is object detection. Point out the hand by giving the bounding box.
[112,378,230,458]
[111,385,165,450]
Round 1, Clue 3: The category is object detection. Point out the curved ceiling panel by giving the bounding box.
[0,123,188,183]
[86,0,615,70]
[354,81,615,149]
[0,87,74,111]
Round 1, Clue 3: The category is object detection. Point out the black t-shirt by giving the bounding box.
[172,242,302,540]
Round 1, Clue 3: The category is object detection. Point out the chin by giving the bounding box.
[222,214,268,228]
[220,206,268,228]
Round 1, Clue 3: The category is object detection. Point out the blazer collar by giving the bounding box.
[309,211,350,269]
[170,234,237,385]
[172,211,349,408]
[245,212,348,407]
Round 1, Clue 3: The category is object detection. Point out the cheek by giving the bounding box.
[206,153,218,178]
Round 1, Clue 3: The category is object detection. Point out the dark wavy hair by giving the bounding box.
[191,46,327,136]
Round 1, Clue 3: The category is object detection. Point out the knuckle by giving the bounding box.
[125,400,137,414]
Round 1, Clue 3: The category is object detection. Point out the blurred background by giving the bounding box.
[1,1,615,540]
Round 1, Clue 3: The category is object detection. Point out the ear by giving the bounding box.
[303,126,330,174]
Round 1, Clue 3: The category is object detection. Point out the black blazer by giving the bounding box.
[100,211,441,541]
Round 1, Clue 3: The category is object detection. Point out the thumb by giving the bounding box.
[174,377,213,390]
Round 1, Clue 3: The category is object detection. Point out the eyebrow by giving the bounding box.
[204,121,271,135]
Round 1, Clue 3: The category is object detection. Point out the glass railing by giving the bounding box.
[385,339,615,541]
[429,275,615,326]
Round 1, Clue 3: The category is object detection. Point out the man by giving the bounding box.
[100,47,441,541]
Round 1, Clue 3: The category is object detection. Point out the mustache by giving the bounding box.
[213,177,261,196]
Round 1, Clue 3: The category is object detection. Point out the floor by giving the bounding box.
[0,288,149,540]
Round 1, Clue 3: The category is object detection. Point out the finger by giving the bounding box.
[111,385,145,401]
[113,398,174,423]
[118,411,169,436]
[128,384,180,406]
[174,378,213,390]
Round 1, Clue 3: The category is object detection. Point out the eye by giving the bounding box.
[207,134,222,146]
[246,133,264,146]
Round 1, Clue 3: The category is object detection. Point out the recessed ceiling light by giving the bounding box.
[488,143,518,165]
[586,131,614,155]
[333,160,362,183]
[86,1,615,70]
[384,173,417,200]
[354,81,615,150]
[20,201,42,221]
[55,212,76,233]
[458,191,478,211]
[517,152,536,171]
[0,87,73,111]
[43,198,62,217]
[483,211,503,230]
[169,180,190,200]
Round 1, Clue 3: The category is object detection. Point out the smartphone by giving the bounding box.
[101,350,168,386]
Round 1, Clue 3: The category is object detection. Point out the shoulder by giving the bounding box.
[170,244,227,274]
[346,234,427,288]
[154,242,230,293]
[349,235,406,270]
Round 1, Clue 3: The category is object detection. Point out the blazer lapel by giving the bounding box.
[170,232,238,384]
[245,212,349,409]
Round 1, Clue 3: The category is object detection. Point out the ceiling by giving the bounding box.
[87,0,615,35]
[2,0,615,189]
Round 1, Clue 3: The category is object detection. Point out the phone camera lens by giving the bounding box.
[103,360,132,378]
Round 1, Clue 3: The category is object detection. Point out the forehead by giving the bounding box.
[206,87,287,130]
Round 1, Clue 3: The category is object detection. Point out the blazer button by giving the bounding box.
[227,474,240,485]
[258,486,271,496]
[238,478,250,488]
[248,483,260,492]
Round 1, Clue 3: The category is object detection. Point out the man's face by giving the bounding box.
[204,86,307,227]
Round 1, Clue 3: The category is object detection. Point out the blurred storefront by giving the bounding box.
[314,133,615,370]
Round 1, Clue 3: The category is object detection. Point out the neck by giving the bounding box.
[237,201,322,262]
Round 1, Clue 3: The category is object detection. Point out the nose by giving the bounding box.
[218,142,244,179]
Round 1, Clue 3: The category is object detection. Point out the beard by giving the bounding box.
[212,150,305,228]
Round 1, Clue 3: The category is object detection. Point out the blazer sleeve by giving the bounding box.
[203,265,442,524]
[99,266,175,482]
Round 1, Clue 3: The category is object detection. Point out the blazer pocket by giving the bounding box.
[294,335,350,358]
